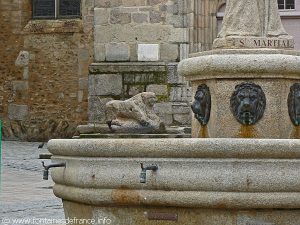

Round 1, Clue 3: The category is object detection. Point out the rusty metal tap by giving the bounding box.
[42,161,66,180]
[140,163,158,183]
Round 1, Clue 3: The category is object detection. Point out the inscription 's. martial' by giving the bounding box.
[240,38,294,48]
[214,37,295,49]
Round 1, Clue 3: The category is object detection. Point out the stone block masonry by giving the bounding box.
[1,0,94,141]
[88,62,192,126]
[93,0,192,62]
[90,0,193,128]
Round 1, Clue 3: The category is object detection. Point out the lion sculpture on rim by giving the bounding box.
[230,82,266,125]
[105,92,165,133]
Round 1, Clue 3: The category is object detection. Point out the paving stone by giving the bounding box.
[1,141,64,220]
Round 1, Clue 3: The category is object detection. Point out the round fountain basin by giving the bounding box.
[48,138,300,225]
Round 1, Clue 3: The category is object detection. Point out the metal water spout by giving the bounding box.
[140,163,158,183]
[42,161,66,180]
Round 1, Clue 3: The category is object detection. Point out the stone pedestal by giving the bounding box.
[178,49,300,138]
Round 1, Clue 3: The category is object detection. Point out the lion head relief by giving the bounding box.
[230,82,266,125]
[191,84,211,126]
[288,83,300,126]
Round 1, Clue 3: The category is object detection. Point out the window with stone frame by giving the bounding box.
[32,0,81,19]
[278,0,295,10]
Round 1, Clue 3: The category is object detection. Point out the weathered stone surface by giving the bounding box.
[8,104,28,121]
[154,102,172,114]
[217,0,290,39]
[122,0,146,6]
[138,44,160,61]
[169,28,189,43]
[146,84,168,95]
[169,85,192,102]
[15,51,29,67]
[132,13,148,23]
[128,85,144,96]
[110,9,131,24]
[89,74,123,96]
[149,10,163,23]
[94,8,109,25]
[78,78,88,90]
[105,43,130,61]
[77,124,111,134]
[95,0,121,8]
[105,92,165,133]
[94,44,106,61]
[172,102,190,114]
[174,113,191,125]
[160,43,179,61]
[12,81,28,91]
[167,63,184,84]
[88,97,113,123]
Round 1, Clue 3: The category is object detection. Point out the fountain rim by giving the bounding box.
[178,49,300,81]
[48,138,300,159]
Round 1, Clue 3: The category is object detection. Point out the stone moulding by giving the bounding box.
[48,138,300,158]
[178,50,300,81]
[48,138,300,209]
[53,185,300,209]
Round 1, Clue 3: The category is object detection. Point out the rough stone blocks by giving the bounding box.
[105,43,130,61]
[8,104,28,121]
[89,74,123,96]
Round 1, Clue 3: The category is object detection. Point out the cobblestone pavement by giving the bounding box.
[0,141,64,224]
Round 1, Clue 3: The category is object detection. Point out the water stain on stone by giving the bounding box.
[238,125,258,138]
[290,126,300,138]
[111,188,141,205]
[198,126,208,138]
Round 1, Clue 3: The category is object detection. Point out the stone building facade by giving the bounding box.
[1,0,299,140]
[0,0,94,140]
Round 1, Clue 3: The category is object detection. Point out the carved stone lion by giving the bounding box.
[288,83,300,126]
[191,84,211,126]
[105,92,165,133]
[230,82,266,125]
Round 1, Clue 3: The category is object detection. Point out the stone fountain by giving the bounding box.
[47,0,300,224]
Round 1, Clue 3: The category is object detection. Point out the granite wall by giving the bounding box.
[89,0,195,127]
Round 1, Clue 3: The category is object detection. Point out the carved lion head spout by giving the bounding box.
[230,82,266,125]
[191,84,211,126]
[288,83,300,126]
